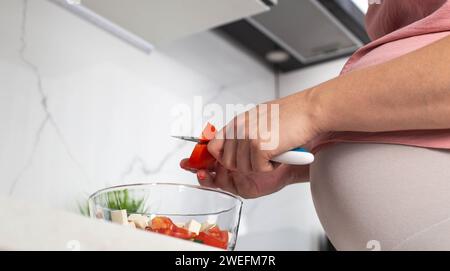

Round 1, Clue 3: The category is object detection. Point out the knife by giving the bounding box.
[172,136,314,165]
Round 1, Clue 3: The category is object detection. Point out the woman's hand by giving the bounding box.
[180,89,324,197]
[181,159,309,198]
[208,89,323,173]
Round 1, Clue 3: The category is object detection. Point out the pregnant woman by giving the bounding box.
[181,1,450,250]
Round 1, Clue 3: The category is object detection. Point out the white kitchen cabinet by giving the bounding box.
[51,0,275,52]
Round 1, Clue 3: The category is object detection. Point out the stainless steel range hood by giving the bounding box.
[217,0,369,72]
[50,0,276,53]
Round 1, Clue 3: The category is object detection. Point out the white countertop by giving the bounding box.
[0,197,218,251]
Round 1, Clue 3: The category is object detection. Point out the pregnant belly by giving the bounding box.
[310,143,450,251]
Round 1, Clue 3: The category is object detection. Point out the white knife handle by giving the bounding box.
[271,148,315,165]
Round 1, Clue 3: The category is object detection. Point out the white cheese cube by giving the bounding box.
[127,214,143,221]
[138,215,150,225]
[127,214,148,229]
[206,216,218,225]
[186,219,202,235]
[200,222,215,232]
[135,220,147,230]
[128,221,136,228]
[111,210,128,225]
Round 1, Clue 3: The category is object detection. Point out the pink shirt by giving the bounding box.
[310,0,450,153]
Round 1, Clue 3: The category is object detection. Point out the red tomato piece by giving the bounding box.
[150,216,175,231]
[207,226,229,244]
[187,123,217,170]
[195,226,229,249]
[148,216,197,240]
[200,122,216,142]
[196,232,227,249]
[187,143,216,170]
[169,226,196,240]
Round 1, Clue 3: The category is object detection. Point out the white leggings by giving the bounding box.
[310,143,450,251]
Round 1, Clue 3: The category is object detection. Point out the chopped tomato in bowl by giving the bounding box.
[195,226,229,250]
[88,175,242,250]
[147,216,197,240]
[145,216,230,249]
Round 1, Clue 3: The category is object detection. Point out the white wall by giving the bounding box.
[0,0,345,250]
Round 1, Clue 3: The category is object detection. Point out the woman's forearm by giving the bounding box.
[305,35,450,134]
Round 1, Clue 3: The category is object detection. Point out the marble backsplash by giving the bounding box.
[0,0,323,250]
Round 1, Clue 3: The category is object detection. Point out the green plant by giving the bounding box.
[78,201,90,217]
[106,189,147,214]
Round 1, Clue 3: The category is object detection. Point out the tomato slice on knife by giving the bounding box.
[186,144,216,170]
[186,123,217,170]
[200,122,216,142]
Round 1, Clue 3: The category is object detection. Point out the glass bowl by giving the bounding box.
[88,183,243,250]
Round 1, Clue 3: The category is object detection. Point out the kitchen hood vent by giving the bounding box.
[217,0,370,72]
